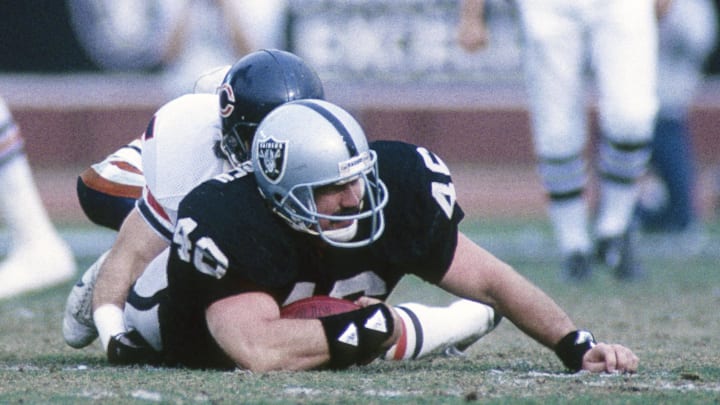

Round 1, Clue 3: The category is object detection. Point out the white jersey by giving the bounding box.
[138,93,229,240]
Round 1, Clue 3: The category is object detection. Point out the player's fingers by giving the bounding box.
[582,360,608,373]
[613,344,640,373]
[604,345,619,373]
[583,344,639,374]
[354,296,382,307]
[629,350,640,372]
[582,343,617,373]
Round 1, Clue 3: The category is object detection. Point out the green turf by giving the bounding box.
[1,219,719,404]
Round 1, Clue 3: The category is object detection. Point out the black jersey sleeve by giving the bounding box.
[370,141,465,283]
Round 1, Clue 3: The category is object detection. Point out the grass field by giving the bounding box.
[1,218,719,404]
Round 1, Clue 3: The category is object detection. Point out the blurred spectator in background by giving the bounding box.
[154,0,289,97]
[0,95,76,299]
[66,0,173,72]
[636,0,719,234]
[458,0,659,282]
[66,0,288,97]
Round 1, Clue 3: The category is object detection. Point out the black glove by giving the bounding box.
[106,329,162,366]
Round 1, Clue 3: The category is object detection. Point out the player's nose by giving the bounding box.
[339,183,361,207]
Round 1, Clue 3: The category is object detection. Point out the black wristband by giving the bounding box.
[319,303,394,369]
[554,330,596,372]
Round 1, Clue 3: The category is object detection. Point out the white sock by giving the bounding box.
[94,304,127,351]
[383,299,498,360]
[596,180,639,238]
[0,155,59,247]
[548,197,591,255]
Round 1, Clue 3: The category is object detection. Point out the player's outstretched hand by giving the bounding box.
[582,343,639,373]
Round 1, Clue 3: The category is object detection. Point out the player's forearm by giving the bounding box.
[206,295,331,372]
[489,269,576,350]
[208,295,398,372]
[440,233,575,349]
[92,245,149,351]
[92,252,136,310]
[93,210,168,311]
[227,319,331,372]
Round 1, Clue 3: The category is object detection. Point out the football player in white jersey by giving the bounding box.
[64,50,500,362]
[459,0,659,282]
[65,49,324,351]
[0,95,76,299]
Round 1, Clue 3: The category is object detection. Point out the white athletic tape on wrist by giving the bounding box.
[94,304,126,351]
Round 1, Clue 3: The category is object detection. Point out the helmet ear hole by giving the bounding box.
[225,132,240,150]
[236,124,257,156]
[220,123,258,165]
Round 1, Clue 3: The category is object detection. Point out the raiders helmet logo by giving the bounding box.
[257,137,288,183]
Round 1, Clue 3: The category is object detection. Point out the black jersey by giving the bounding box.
[159,140,464,368]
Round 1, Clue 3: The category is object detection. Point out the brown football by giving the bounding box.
[280,296,360,319]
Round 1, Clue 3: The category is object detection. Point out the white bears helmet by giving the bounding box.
[252,99,388,248]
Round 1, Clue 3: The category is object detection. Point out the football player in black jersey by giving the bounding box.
[65,51,501,363]
[116,100,639,374]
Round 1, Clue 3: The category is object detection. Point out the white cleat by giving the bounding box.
[0,237,76,300]
[62,251,108,349]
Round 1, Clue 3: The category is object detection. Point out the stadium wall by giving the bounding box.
[7,76,720,167]
[4,76,719,222]
[10,82,720,169]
